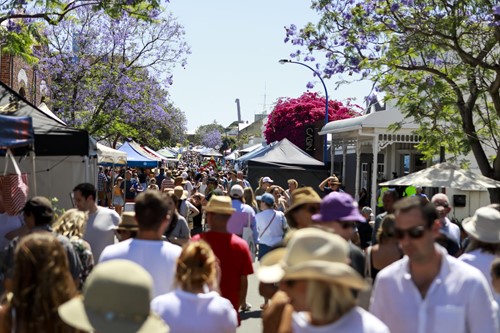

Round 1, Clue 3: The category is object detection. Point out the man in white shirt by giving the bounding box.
[370,197,498,333]
[73,183,120,261]
[99,191,182,297]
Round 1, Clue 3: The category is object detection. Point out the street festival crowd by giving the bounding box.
[0,150,498,332]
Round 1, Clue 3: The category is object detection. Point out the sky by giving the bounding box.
[167,1,373,132]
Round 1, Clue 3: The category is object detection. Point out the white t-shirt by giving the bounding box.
[460,249,500,322]
[151,289,237,333]
[99,238,181,297]
[255,209,287,246]
[292,307,389,333]
[83,207,120,261]
[0,213,23,251]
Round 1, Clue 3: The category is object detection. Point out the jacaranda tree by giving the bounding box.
[0,0,164,62]
[202,129,223,149]
[38,7,189,148]
[287,1,500,202]
[264,92,361,149]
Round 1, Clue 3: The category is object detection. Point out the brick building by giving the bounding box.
[0,48,48,105]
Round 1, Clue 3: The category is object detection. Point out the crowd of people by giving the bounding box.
[0,155,498,332]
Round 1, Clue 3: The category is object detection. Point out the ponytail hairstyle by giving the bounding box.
[175,241,217,291]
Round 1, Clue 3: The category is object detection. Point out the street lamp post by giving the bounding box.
[279,59,329,168]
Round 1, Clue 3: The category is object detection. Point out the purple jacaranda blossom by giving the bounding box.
[38,7,190,145]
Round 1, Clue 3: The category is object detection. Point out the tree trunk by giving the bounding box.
[488,188,500,204]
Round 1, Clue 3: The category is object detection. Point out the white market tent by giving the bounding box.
[97,143,127,166]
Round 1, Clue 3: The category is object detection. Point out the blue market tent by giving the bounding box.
[117,141,158,168]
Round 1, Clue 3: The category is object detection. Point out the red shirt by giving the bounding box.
[192,232,254,315]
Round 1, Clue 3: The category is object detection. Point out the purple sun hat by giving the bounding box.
[312,192,365,223]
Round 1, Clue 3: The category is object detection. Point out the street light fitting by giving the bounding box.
[277,58,331,170]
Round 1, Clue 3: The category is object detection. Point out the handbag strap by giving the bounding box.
[259,211,276,239]
[4,149,21,176]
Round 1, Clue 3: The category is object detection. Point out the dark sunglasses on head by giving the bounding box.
[394,225,427,239]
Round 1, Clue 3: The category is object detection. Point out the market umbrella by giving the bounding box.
[379,162,500,191]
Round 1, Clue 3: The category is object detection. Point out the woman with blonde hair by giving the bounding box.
[52,209,94,285]
[0,233,80,333]
[243,187,258,214]
[258,228,389,332]
[112,177,124,215]
[151,241,237,333]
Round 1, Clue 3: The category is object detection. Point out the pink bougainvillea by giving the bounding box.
[264,92,362,148]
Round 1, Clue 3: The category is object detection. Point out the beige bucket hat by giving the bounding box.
[462,206,500,244]
[257,228,368,290]
[58,260,169,333]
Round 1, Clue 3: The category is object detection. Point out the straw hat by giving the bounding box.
[114,212,138,232]
[205,196,235,215]
[257,228,367,290]
[462,207,500,244]
[284,187,321,218]
[58,260,169,333]
[173,186,188,200]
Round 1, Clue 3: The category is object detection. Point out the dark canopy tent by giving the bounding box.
[0,81,89,156]
[246,138,329,193]
[117,141,159,168]
[0,82,97,209]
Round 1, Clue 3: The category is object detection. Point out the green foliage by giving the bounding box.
[288,1,500,201]
[0,0,163,61]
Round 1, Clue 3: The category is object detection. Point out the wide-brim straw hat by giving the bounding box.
[257,228,368,290]
[462,206,500,244]
[113,211,139,231]
[205,196,235,215]
[285,187,321,218]
[58,260,169,333]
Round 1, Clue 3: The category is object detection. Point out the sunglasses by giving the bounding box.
[301,205,320,214]
[394,225,427,239]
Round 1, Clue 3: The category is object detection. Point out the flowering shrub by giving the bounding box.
[264,92,361,148]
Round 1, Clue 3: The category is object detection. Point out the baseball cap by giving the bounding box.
[257,193,275,205]
[229,185,244,198]
[262,177,273,183]
[312,192,365,223]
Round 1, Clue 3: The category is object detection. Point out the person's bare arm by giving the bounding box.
[239,275,248,308]
[319,177,332,191]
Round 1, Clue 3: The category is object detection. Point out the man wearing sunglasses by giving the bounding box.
[370,197,498,333]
